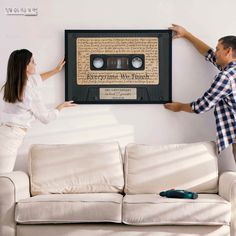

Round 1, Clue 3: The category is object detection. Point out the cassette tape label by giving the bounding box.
[76,37,159,85]
[99,88,137,100]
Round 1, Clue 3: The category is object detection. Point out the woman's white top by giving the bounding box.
[1,74,59,129]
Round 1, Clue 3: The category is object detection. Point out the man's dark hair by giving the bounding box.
[219,35,236,58]
[2,49,32,103]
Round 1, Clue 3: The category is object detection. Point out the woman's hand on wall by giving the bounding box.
[40,59,66,81]
[54,59,66,73]
[56,101,77,111]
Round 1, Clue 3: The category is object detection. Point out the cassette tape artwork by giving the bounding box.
[65,30,172,104]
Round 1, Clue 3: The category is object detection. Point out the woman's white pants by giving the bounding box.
[0,125,26,173]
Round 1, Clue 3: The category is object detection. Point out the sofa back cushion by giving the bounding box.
[29,142,124,196]
[124,141,218,194]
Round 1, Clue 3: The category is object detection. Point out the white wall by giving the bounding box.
[0,0,236,172]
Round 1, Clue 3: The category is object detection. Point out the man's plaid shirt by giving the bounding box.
[190,49,236,153]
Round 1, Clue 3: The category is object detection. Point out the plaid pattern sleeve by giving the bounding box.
[205,49,222,70]
[190,73,232,114]
[191,60,236,154]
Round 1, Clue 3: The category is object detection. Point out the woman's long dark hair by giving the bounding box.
[2,49,32,103]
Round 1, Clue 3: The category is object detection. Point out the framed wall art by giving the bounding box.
[65,30,172,104]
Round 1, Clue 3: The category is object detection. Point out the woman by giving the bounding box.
[0,49,75,173]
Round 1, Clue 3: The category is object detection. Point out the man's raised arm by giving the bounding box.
[169,24,211,56]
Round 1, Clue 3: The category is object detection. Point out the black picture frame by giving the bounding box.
[65,30,172,104]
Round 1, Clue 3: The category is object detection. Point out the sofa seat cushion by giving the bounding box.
[123,194,230,226]
[16,193,122,224]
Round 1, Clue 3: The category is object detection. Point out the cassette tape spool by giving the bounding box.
[90,54,145,70]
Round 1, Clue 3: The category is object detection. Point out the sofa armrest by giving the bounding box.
[219,171,236,236]
[219,171,236,201]
[0,171,30,236]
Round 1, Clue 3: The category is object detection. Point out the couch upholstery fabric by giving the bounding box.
[29,142,124,195]
[16,193,123,224]
[123,194,230,225]
[124,142,218,194]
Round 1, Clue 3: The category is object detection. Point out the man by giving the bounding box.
[164,24,236,160]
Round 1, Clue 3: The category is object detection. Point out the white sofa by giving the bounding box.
[1,141,236,236]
